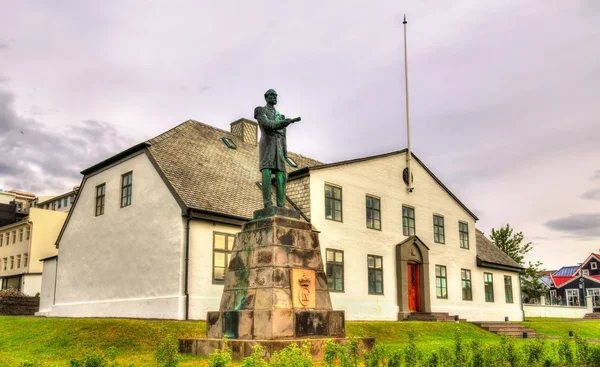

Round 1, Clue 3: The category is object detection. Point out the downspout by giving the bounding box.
[184,209,192,320]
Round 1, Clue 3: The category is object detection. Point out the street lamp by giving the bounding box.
[579,277,586,307]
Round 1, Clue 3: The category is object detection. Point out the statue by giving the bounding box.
[254,89,301,208]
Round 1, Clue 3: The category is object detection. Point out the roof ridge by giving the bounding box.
[146,120,196,145]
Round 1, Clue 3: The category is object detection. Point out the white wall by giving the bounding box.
[308,152,523,321]
[37,257,57,315]
[524,304,587,318]
[188,220,241,320]
[22,273,42,297]
[50,151,185,319]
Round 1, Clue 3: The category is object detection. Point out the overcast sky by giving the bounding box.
[1,1,599,269]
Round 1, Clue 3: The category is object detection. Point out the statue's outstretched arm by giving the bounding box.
[255,107,288,131]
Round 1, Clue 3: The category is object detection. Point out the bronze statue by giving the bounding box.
[254,89,301,208]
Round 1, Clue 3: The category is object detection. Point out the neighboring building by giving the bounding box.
[547,255,600,312]
[6,190,36,213]
[0,208,67,295]
[40,119,523,321]
[0,191,17,205]
[35,187,80,213]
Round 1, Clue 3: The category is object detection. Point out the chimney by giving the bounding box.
[230,118,258,145]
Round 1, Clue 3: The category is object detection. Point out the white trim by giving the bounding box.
[592,262,598,270]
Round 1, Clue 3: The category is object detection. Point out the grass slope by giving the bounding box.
[0,316,540,366]
[522,317,600,339]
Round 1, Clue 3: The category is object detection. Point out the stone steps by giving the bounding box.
[584,313,600,319]
[472,322,537,338]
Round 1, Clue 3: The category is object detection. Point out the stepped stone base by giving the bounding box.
[473,322,538,338]
[179,337,375,361]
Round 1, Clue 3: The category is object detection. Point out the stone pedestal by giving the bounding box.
[180,208,374,360]
[208,207,344,339]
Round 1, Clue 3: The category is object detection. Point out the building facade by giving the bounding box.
[0,208,67,295]
[35,187,79,213]
[547,255,600,312]
[40,119,523,321]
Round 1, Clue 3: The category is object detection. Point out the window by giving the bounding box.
[366,196,381,230]
[23,254,28,267]
[587,289,600,308]
[484,273,494,302]
[213,232,235,283]
[16,202,22,211]
[582,269,590,276]
[58,199,62,209]
[461,269,472,300]
[324,184,342,222]
[459,222,469,249]
[10,256,14,270]
[64,198,68,207]
[433,215,445,244]
[2,258,6,271]
[221,137,237,150]
[592,262,598,270]
[4,233,8,246]
[19,228,23,242]
[566,289,580,306]
[12,230,16,244]
[435,265,448,298]
[16,255,21,268]
[52,201,56,210]
[504,276,514,303]
[402,206,415,236]
[0,235,3,247]
[95,184,106,216]
[26,227,30,240]
[326,249,344,291]
[121,172,133,208]
[367,255,383,294]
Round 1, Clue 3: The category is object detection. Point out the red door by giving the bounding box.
[408,263,421,312]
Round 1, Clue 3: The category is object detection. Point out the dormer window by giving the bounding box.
[592,262,598,270]
[221,137,237,150]
[582,269,589,276]
[286,157,298,168]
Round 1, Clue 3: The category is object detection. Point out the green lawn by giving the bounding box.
[1,316,596,366]
[522,317,600,339]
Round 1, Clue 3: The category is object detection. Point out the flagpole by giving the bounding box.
[403,14,413,192]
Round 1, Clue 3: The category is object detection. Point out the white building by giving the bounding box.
[39,119,522,321]
[35,188,79,213]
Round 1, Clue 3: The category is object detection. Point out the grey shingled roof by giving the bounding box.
[146,120,322,220]
[475,229,523,270]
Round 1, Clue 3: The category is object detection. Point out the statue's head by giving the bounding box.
[264,89,278,105]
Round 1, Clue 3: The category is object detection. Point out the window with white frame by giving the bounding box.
[16,255,21,268]
[2,258,6,271]
[19,228,23,242]
[9,256,14,269]
[12,231,16,244]
[582,269,590,276]
[566,289,580,306]
[26,227,30,241]
[0,235,3,247]
[587,289,600,307]
[592,262,598,270]
[23,254,28,267]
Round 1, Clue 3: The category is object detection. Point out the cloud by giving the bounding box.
[581,189,600,201]
[544,213,600,237]
[0,88,134,194]
[0,43,7,50]
[592,170,600,180]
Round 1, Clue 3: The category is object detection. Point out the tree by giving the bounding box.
[489,224,546,303]
[489,224,532,265]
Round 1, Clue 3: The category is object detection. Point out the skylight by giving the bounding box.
[221,137,237,150]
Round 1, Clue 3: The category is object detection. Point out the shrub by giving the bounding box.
[438,347,454,367]
[268,342,312,367]
[423,351,439,367]
[525,338,546,367]
[241,345,268,367]
[70,353,108,367]
[0,288,28,297]
[323,339,338,367]
[208,339,232,367]
[575,334,591,366]
[471,340,484,367]
[588,344,600,367]
[559,337,575,367]
[405,331,418,367]
[154,333,180,367]
[19,362,40,367]
[454,328,469,366]
[364,343,387,367]
[387,348,402,367]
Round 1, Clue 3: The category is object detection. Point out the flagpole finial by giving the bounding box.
[403,14,407,24]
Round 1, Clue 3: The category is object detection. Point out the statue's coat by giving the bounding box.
[254,104,287,172]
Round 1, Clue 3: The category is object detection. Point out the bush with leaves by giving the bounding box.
[69,353,108,367]
[241,345,268,367]
[268,342,312,367]
[208,339,232,367]
[153,326,180,367]
[363,342,387,367]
